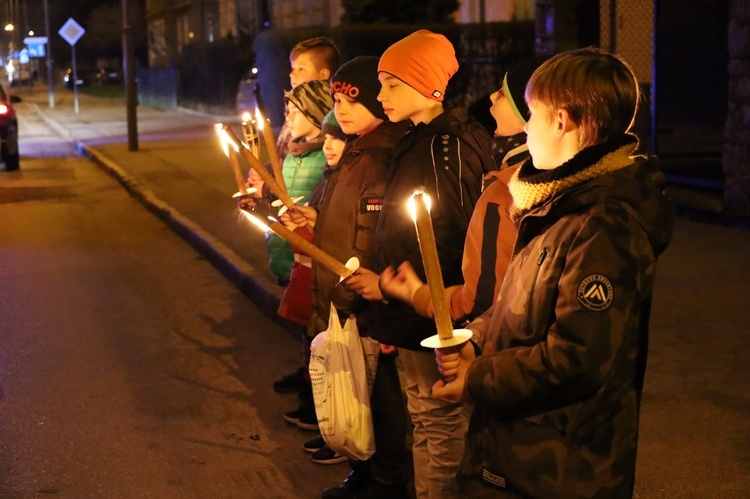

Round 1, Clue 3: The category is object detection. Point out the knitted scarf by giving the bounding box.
[509,134,639,222]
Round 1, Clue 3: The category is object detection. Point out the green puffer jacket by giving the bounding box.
[265,137,326,281]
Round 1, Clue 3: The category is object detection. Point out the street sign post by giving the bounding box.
[58,18,85,114]
[23,37,48,58]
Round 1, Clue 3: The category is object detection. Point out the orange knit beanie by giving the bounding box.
[378,30,458,102]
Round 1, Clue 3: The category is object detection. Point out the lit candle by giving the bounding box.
[255,108,287,196]
[408,192,473,371]
[241,112,260,159]
[215,124,249,196]
[407,191,473,354]
[240,208,355,279]
[221,125,296,209]
[407,191,453,341]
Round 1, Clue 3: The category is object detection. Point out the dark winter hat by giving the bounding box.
[285,80,334,129]
[320,110,350,142]
[330,56,386,120]
[378,30,458,102]
[502,55,552,125]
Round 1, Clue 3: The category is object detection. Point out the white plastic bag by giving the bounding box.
[309,304,375,461]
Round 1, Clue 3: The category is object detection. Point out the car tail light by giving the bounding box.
[0,104,8,115]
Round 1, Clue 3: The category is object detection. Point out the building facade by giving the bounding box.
[145,0,536,67]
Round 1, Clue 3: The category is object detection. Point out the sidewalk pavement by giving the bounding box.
[14,86,750,495]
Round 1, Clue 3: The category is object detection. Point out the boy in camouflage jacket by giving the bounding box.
[433,48,675,498]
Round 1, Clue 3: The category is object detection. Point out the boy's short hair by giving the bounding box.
[525,47,640,148]
[290,36,340,74]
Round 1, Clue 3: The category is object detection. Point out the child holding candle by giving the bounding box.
[243,81,333,425]
[248,80,333,288]
[378,55,551,329]
[276,110,353,441]
[431,48,675,497]
[256,38,339,400]
[345,30,494,499]
[287,56,412,495]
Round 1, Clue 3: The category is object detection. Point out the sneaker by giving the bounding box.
[356,480,409,499]
[283,407,319,431]
[311,445,347,465]
[303,434,326,453]
[296,412,319,431]
[321,468,371,499]
[273,367,309,394]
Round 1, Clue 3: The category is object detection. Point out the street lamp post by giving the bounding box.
[43,0,53,107]
[122,0,138,151]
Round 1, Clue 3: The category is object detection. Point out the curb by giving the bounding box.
[30,102,295,333]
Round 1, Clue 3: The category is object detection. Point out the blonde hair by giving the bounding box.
[525,47,640,148]
[290,36,340,74]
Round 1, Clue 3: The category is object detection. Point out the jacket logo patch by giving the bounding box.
[481,468,506,489]
[577,274,614,311]
[359,197,384,214]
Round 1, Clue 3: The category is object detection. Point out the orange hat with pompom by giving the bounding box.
[378,30,458,102]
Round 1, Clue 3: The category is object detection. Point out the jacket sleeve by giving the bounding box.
[466,214,653,418]
[449,173,518,323]
[330,160,388,316]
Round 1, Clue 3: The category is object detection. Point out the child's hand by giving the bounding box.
[278,211,298,230]
[289,205,318,231]
[237,193,255,211]
[379,261,424,305]
[247,168,265,196]
[431,342,475,403]
[379,343,397,355]
[345,268,384,301]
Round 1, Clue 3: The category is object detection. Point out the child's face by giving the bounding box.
[290,52,326,88]
[333,92,382,136]
[323,134,346,166]
[489,88,525,137]
[525,100,559,170]
[287,102,320,141]
[377,73,431,124]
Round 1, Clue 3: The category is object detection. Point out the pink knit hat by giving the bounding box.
[378,30,459,102]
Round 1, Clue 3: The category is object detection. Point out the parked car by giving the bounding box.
[236,66,259,115]
[0,85,21,171]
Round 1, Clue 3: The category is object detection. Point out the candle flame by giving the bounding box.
[407,191,432,221]
[216,126,241,157]
[240,209,271,233]
[215,123,230,157]
[255,108,265,131]
[220,125,246,153]
[242,112,251,123]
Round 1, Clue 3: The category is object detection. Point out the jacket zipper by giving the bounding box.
[525,247,548,325]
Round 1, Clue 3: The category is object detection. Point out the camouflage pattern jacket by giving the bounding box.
[460,135,675,498]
